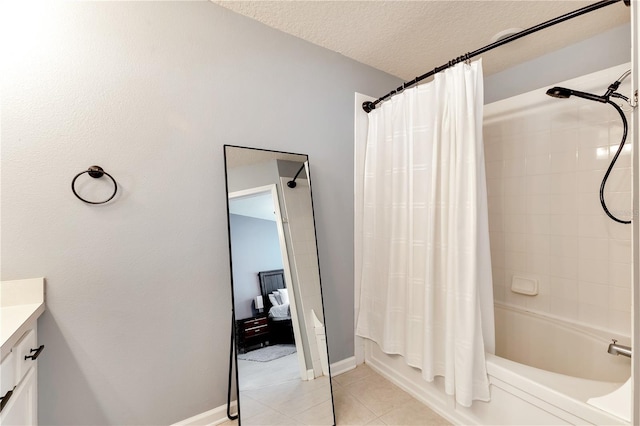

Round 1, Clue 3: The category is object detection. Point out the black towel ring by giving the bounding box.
[72,166,118,204]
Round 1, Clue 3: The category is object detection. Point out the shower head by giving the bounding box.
[545,86,607,103]
[546,87,572,99]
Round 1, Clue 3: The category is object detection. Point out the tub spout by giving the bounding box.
[607,339,632,358]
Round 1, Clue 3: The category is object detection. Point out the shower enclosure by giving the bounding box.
[354,61,637,425]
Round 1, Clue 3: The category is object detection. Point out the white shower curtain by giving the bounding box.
[356,60,495,407]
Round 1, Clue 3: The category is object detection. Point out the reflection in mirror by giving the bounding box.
[224,145,335,425]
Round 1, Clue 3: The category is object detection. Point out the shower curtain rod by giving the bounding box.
[362,0,630,113]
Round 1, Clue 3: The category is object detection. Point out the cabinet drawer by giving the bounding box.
[14,330,37,384]
[244,317,267,327]
[0,351,15,399]
[245,325,268,337]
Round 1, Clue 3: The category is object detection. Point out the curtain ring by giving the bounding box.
[72,165,118,204]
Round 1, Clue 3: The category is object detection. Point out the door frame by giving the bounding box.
[229,184,308,381]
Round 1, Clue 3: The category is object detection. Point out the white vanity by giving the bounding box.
[1,278,45,425]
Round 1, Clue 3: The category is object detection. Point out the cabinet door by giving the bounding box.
[0,367,36,426]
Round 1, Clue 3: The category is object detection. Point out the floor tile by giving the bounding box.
[379,398,452,426]
[333,387,377,425]
[242,406,298,425]
[293,399,336,425]
[332,364,375,387]
[342,373,413,417]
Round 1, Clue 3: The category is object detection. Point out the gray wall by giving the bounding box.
[485,23,631,104]
[0,2,401,425]
[229,214,283,320]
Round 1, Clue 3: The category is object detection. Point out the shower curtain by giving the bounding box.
[356,60,495,407]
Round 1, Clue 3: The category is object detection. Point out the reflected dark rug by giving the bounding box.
[237,344,297,362]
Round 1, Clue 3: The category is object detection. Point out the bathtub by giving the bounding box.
[362,303,631,425]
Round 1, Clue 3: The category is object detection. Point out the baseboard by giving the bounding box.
[330,356,357,377]
[171,401,237,426]
[364,342,476,426]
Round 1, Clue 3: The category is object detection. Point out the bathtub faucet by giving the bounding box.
[607,339,632,358]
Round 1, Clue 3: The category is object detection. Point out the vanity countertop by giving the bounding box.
[1,278,45,359]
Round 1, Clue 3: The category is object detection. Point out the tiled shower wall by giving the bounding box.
[484,65,633,336]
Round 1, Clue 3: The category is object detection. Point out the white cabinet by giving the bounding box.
[0,327,41,425]
[0,277,45,426]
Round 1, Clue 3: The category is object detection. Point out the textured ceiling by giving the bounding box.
[212,0,630,81]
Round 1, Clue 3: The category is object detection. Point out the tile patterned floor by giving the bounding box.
[220,364,451,425]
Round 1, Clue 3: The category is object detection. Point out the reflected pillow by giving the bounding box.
[278,288,289,305]
[268,293,280,306]
[272,291,283,305]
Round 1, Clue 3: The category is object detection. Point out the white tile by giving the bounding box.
[504,195,527,215]
[577,146,611,171]
[493,282,505,303]
[609,262,632,288]
[504,232,526,253]
[548,193,577,215]
[503,176,526,195]
[550,277,578,299]
[549,128,578,153]
[578,281,609,307]
[504,158,526,177]
[526,234,550,255]
[485,160,504,179]
[601,192,632,221]
[503,214,525,234]
[526,154,551,176]
[578,258,609,284]
[576,170,606,194]
[550,108,579,131]
[550,150,577,173]
[526,194,550,215]
[549,235,578,258]
[527,214,550,235]
[486,178,503,197]
[489,231,504,252]
[549,214,578,237]
[608,220,632,240]
[577,237,609,262]
[484,141,504,162]
[577,122,610,148]
[487,195,503,214]
[526,254,549,275]
[609,287,631,312]
[525,131,552,156]
[502,138,527,160]
[549,256,578,280]
[491,249,505,269]
[578,215,609,238]
[489,213,503,233]
[550,297,578,320]
[549,172,577,195]
[526,174,550,195]
[605,167,632,193]
[578,106,611,127]
[578,303,608,328]
[505,251,526,271]
[608,309,631,336]
[526,294,550,313]
[609,239,632,264]
[577,192,602,216]
[610,146,632,171]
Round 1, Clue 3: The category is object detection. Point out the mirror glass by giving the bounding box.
[224,145,335,426]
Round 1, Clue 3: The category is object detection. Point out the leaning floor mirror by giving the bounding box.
[223,145,335,426]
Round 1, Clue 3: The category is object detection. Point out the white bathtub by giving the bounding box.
[363,303,631,425]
